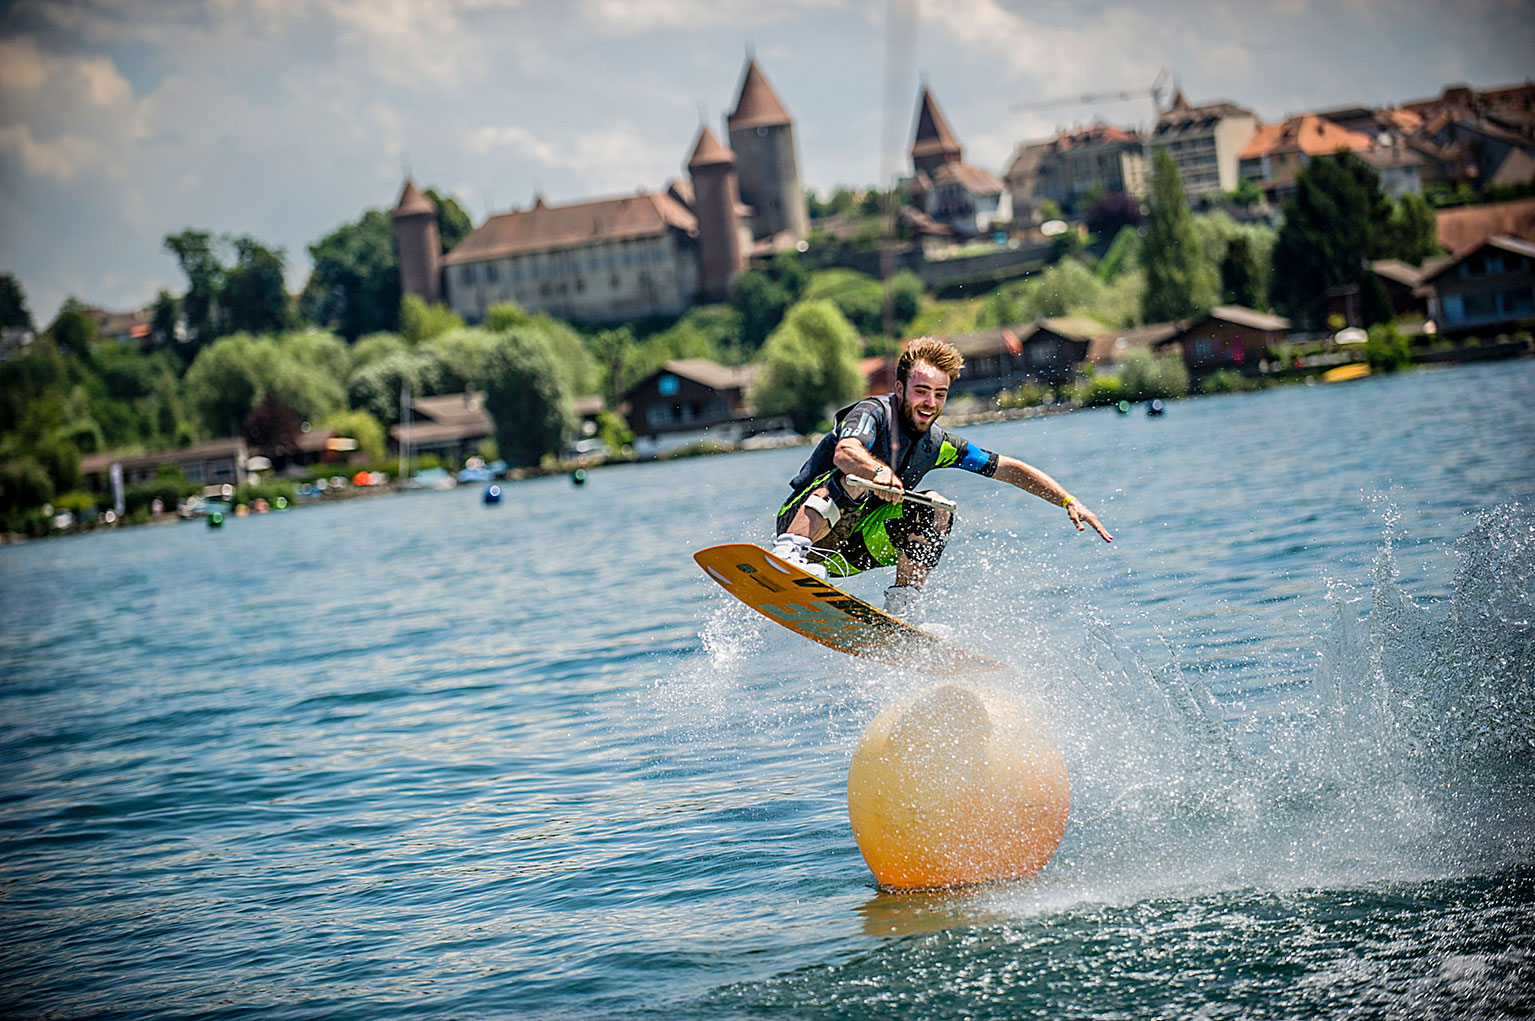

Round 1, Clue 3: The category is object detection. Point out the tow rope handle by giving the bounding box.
[847,477,959,515]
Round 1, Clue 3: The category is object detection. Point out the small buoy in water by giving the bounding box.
[847,682,1069,889]
[274,496,288,511]
[207,512,224,528]
[483,484,502,504]
[571,468,587,486]
[1147,398,1165,416]
[1115,400,1131,415]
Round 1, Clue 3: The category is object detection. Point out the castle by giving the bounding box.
[393,57,809,326]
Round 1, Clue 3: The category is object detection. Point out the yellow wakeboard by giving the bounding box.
[694,543,1005,675]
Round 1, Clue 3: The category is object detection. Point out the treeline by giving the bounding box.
[0,199,928,533]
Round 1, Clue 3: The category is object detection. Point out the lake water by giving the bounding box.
[2,360,1533,1019]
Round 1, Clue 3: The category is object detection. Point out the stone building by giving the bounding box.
[726,59,809,247]
[907,88,1010,237]
[395,56,807,325]
[1149,92,1259,197]
[392,180,441,304]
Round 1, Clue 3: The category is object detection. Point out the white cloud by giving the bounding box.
[0,123,95,180]
[467,124,560,163]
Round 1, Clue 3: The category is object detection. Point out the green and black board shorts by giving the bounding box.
[776,475,947,578]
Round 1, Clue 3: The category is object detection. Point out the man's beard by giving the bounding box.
[897,395,929,436]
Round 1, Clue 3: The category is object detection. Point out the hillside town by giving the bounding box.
[2,58,1533,536]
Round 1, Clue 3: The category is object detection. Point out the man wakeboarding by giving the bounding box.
[771,337,1113,619]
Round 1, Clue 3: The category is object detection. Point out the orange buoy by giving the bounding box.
[847,682,1069,889]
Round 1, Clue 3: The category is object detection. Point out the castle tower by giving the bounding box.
[687,126,744,301]
[911,87,963,176]
[391,179,440,304]
[725,58,808,244]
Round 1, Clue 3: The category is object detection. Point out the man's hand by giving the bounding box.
[857,465,903,503]
[1068,500,1112,542]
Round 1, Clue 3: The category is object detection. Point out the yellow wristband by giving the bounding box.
[1061,495,1076,509]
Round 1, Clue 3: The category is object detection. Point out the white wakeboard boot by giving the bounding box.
[770,532,828,579]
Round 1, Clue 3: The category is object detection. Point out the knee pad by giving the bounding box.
[804,492,841,528]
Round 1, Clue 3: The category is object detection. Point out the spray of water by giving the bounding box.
[666,504,1534,909]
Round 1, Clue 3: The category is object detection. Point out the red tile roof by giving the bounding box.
[727,60,791,130]
[1238,115,1372,159]
[1435,197,1535,254]
[443,192,697,264]
[392,179,436,218]
[687,125,735,169]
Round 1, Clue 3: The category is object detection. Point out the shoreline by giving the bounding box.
[5,353,1527,545]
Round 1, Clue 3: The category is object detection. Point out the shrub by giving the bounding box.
[1365,323,1412,372]
[1116,347,1189,401]
[996,380,1050,408]
[1199,368,1260,394]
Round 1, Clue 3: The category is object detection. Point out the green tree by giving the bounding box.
[267,357,345,426]
[302,210,401,340]
[483,328,576,467]
[349,332,409,374]
[1220,234,1265,308]
[770,251,810,301]
[399,294,465,343]
[888,270,925,329]
[1269,151,1395,327]
[483,300,534,331]
[346,350,443,427]
[974,286,1024,329]
[751,299,861,434]
[45,299,101,359]
[588,327,635,405]
[1383,192,1440,265]
[731,270,791,349]
[422,327,494,392]
[150,289,180,346]
[425,188,473,252]
[803,268,883,335]
[1142,148,1215,323]
[164,230,224,346]
[1228,178,1263,208]
[0,455,55,516]
[221,236,291,335]
[183,333,270,436]
[0,273,33,329]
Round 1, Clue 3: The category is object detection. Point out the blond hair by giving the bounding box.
[898,337,964,383]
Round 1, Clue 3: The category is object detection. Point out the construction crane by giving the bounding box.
[1011,68,1175,123]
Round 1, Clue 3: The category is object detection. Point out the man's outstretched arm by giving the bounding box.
[993,455,1113,542]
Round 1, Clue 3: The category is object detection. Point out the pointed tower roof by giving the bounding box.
[727,59,792,131]
[911,87,963,165]
[392,179,436,218]
[687,125,736,170]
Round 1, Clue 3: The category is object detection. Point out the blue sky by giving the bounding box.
[1,0,1531,322]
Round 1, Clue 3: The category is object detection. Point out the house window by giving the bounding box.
[1193,338,1217,359]
[1503,287,1534,317]
[1463,291,1498,319]
[658,374,680,397]
[485,262,498,282]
